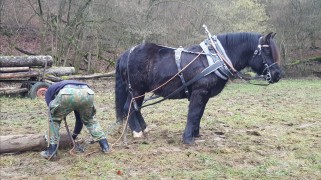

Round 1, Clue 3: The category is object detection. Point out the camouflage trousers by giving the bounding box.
[48,85,106,144]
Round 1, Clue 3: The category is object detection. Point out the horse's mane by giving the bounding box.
[270,39,281,64]
[217,32,260,50]
[218,32,281,64]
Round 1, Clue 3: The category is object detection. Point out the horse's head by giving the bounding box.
[249,32,282,83]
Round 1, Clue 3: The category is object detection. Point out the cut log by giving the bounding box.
[0,56,53,67]
[0,87,28,95]
[45,67,76,76]
[32,67,76,77]
[0,133,73,154]
[0,71,39,79]
[44,74,63,82]
[0,67,30,73]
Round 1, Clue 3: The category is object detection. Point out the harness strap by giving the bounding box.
[127,46,139,111]
[141,60,223,108]
[175,47,190,98]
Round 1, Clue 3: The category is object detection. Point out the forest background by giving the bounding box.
[1,0,320,77]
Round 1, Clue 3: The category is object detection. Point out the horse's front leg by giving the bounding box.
[124,95,143,137]
[135,95,148,133]
[183,89,209,144]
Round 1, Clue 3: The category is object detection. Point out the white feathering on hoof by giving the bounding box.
[133,131,144,138]
[143,126,150,134]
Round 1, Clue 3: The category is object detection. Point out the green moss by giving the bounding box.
[309,56,321,62]
[61,76,69,80]
[290,60,301,65]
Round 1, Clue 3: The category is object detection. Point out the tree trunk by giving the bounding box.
[0,71,40,79]
[0,133,73,154]
[0,56,53,67]
[0,67,30,73]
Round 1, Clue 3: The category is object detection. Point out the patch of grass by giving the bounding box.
[0,79,321,179]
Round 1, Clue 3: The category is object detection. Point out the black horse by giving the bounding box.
[115,32,282,144]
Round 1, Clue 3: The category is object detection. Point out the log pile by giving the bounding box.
[0,56,77,80]
[0,56,54,80]
[0,56,76,95]
[0,55,115,96]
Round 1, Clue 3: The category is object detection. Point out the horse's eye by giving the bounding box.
[262,48,272,56]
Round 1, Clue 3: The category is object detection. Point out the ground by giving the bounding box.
[0,78,321,179]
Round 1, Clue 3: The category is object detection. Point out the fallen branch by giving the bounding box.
[66,71,115,80]
[44,71,115,82]
[14,46,38,56]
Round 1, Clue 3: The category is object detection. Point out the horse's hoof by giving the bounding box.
[182,138,195,145]
[143,126,150,134]
[133,131,144,138]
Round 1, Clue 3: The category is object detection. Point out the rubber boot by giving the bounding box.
[40,144,58,159]
[98,139,109,153]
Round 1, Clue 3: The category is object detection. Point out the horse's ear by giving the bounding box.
[272,32,277,38]
[264,32,274,44]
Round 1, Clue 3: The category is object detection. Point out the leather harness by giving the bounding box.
[174,36,233,99]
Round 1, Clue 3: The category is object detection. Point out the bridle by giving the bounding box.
[251,37,278,84]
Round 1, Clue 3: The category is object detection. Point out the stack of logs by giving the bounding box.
[0,56,54,79]
[0,56,115,96]
[0,56,76,95]
[0,56,76,80]
[0,56,115,82]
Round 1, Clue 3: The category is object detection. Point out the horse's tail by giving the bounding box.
[115,54,128,123]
